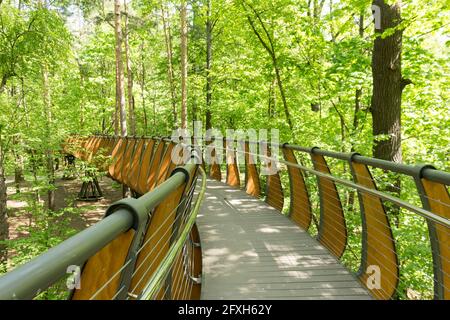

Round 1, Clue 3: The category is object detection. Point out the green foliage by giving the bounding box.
[0,0,448,300]
[1,191,82,299]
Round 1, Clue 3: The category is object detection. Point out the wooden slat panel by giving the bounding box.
[108,138,122,178]
[100,137,117,172]
[114,138,130,183]
[81,136,94,161]
[129,184,186,295]
[122,138,137,187]
[264,144,283,211]
[282,147,312,230]
[156,143,175,186]
[137,139,155,195]
[97,137,109,156]
[72,230,135,300]
[244,141,260,197]
[109,138,127,182]
[107,137,118,156]
[74,136,85,159]
[145,141,167,192]
[208,142,221,181]
[225,140,240,187]
[351,162,399,300]
[421,179,450,300]
[311,153,347,258]
[128,139,146,192]
[88,136,102,162]
[164,147,178,186]
[189,223,202,300]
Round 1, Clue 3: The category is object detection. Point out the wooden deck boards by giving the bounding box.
[196,179,371,300]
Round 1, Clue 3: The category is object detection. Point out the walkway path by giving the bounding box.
[197,179,372,300]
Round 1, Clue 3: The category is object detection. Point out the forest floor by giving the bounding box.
[5,174,122,256]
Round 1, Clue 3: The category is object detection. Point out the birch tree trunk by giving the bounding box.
[123,0,135,135]
[42,64,55,211]
[180,1,188,130]
[205,0,213,130]
[115,0,127,137]
[0,136,8,269]
[161,5,178,129]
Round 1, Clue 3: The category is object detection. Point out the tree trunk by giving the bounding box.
[347,12,366,212]
[152,89,157,132]
[77,61,85,131]
[351,12,365,150]
[42,64,55,211]
[11,83,24,193]
[115,0,127,137]
[161,5,178,129]
[0,136,8,269]
[140,41,148,135]
[268,73,276,118]
[244,5,294,133]
[180,1,188,130]
[114,68,119,136]
[123,0,135,135]
[273,62,294,131]
[371,0,410,227]
[115,0,128,198]
[13,137,24,194]
[371,0,408,163]
[205,0,213,130]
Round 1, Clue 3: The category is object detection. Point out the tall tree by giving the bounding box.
[123,0,135,135]
[114,0,127,137]
[180,1,188,129]
[161,4,177,129]
[42,63,55,211]
[205,0,213,130]
[38,1,56,211]
[371,0,411,162]
[139,40,148,135]
[0,131,8,269]
[242,1,294,132]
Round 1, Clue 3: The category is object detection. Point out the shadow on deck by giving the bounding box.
[197,179,371,300]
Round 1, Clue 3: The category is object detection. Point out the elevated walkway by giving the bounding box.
[198,179,371,300]
[0,135,448,300]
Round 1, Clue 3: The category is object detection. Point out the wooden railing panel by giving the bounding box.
[156,143,176,187]
[137,139,155,195]
[420,179,450,299]
[109,138,128,183]
[208,142,221,181]
[244,141,260,197]
[122,138,137,187]
[145,141,167,192]
[282,147,312,230]
[225,140,240,187]
[311,151,347,258]
[128,139,146,193]
[189,223,202,300]
[129,180,189,295]
[72,229,135,300]
[264,144,283,212]
[350,161,399,300]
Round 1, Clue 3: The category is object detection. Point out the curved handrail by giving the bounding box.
[140,166,207,300]
[195,136,449,300]
[0,145,200,300]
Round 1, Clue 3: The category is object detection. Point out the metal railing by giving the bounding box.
[0,137,206,300]
[1,133,448,300]
[195,136,450,300]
